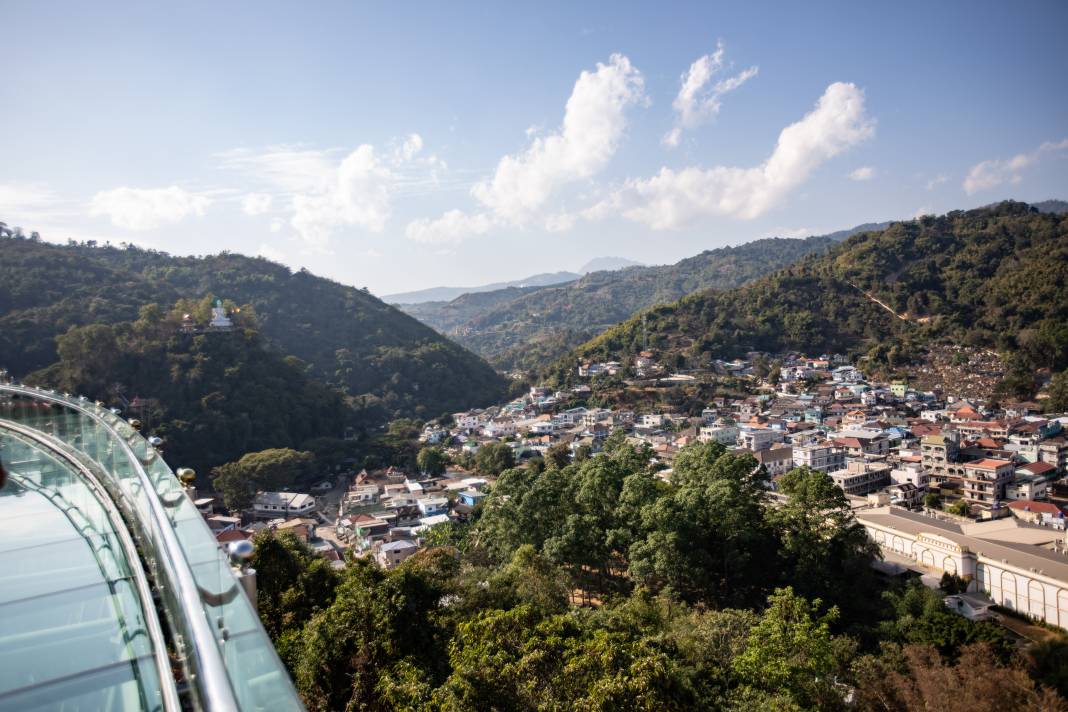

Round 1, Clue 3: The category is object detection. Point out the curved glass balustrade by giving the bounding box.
[0,385,305,711]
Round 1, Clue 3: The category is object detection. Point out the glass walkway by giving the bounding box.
[0,384,305,711]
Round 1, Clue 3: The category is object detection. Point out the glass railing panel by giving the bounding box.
[0,428,167,712]
[0,386,306,711]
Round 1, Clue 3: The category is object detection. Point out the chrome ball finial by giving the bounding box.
[227,539,255,564]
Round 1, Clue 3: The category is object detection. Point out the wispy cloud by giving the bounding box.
[663,41,758,148]
[220,135,449,247]
[406,209,493,244]
[89,186,212,230]
[849,166,875,181]
[925,174,947,191]
[963,138,1068,194]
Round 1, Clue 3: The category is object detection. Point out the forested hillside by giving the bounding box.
[554,202,1068,385]
[0,235,507,418]
[400,225,886,372]
[28,300,349,475]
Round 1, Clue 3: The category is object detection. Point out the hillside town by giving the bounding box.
[202,349,1068,633]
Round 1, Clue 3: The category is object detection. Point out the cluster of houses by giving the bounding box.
[334,466,488,568]
[438,351,1068,629]
[189,348,1068,630]
[196,465,493,572]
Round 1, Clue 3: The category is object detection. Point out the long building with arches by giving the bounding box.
[857,506,1068,630]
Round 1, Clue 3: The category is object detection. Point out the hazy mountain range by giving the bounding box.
[383,257,645,304]
[398,223,889,371]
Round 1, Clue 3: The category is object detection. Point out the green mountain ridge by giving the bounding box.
[0,236,507,419]
[401,224,888,372]
[551,201,1068,386]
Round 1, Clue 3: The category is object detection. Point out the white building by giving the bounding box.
[828,461,891,496]
[454,412,481,430]
[483,419,517,438]
[737,428,785,452]
[699,425,739,446]
[583,409,613,427]
[641,413,668,428]
[252,491,316,519]
[890,462,929,489]
[377,540,419,569]
[792,443,845,472]
[858,506,1068,631]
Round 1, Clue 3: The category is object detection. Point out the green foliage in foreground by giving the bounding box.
[253,441,1067,710]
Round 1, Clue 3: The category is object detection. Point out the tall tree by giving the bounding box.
[211,448,316,510]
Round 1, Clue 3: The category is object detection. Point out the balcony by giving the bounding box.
[0,385,304,711]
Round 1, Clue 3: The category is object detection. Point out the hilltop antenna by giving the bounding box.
[642,314,648,352]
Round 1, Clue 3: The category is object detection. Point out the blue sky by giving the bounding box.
[2,1,1066,295]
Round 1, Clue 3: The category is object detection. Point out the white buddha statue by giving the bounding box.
[209,297,233,329]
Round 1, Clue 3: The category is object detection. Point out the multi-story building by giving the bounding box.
[737,427,785,452]
[828,460,891,496]
[961,458,1015,504]
[1038,438,1068,473]
[890,461,929,489]
[921,431,962,483]
[792,442,845,473]
[582,409,613,427]
[483,419,517,438]
[754,446,794,477]
[833,432,890,457]
[699,424,739,446]
[454,411,482,431]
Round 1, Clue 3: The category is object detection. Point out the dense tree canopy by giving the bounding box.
[474,442,515,476]
[0,235,507,418]
[212,448,316,510]
[404,231,865,371]
[30,301,348,476]
[552,203,1068,386]
[248,439,1067,710]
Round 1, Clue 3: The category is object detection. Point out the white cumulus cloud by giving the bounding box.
[963,138,1068,194]
[89,186,212,230]
[849,166,875,181]
[600,81,874,229]
[471,53,645,224]
[242,193,273,216]
[289,145,393,247]
[407,54,645,244]
[221,137,437,246]
[664,41,758,148]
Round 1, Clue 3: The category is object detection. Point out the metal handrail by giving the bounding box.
[0,419,182,712]
[0,385,242,711]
